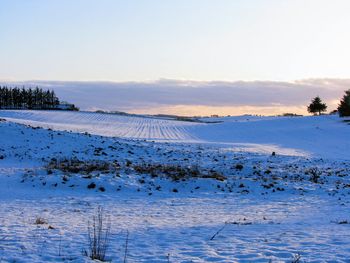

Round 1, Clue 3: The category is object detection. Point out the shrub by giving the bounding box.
[86,207,111,261]
[306,167,321,183]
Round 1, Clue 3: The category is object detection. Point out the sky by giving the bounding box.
[1,0,350,115]
[1,0,350,82]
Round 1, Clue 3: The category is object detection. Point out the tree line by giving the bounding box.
[307,89,350,117]
[0,86,60,109]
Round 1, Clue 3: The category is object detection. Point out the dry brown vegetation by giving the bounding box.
[46,158,226,182]
[46,158,119,174]
[132,163,226,181]
[85,207,111,262]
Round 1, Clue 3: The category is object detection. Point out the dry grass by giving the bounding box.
[47,157,226,181]
[47,158,118,174]
[132,163,226,181]
[86,206,111,262]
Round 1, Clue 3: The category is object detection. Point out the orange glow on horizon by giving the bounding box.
[127,104,315,117]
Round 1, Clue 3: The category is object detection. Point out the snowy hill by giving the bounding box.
[0,110,349,159]
[0,110,200,141]
[0,113,350,262]
[194,114,350,159]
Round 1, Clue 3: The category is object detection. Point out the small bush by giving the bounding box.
[306,168,321,183]
[86,207,111,261]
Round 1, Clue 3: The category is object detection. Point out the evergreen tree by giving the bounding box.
[27,88,33,109]
[0,87,4,108]
[20,87,26,108]
[307,96,327,115]
[0,86,60,110]
[338,89,350,117]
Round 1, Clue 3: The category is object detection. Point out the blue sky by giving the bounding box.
[1,0,350,82]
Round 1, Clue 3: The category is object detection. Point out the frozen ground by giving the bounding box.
[0,111,350,262]
[0,110,349,159]
[0,110,199,141]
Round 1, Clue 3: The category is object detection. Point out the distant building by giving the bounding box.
[57,102,78,111]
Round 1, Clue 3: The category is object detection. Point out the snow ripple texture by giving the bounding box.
[0,110,200,141]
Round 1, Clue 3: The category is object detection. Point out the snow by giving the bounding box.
[0,111,350,262]
[1,110,349,158]
[0,110,199,141]
[194,115,350,159]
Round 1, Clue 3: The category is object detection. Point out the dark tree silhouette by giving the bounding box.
[307,96,327,115]
[338,89,350,117]
[0,86,61,110]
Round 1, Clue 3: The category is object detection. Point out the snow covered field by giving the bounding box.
[0,110,199,141]
[0,111,350,262]
[1,110,349,158]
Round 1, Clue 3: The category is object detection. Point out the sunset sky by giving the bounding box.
[1,0,349,115]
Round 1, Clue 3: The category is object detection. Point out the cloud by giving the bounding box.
[0,79,349,116]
